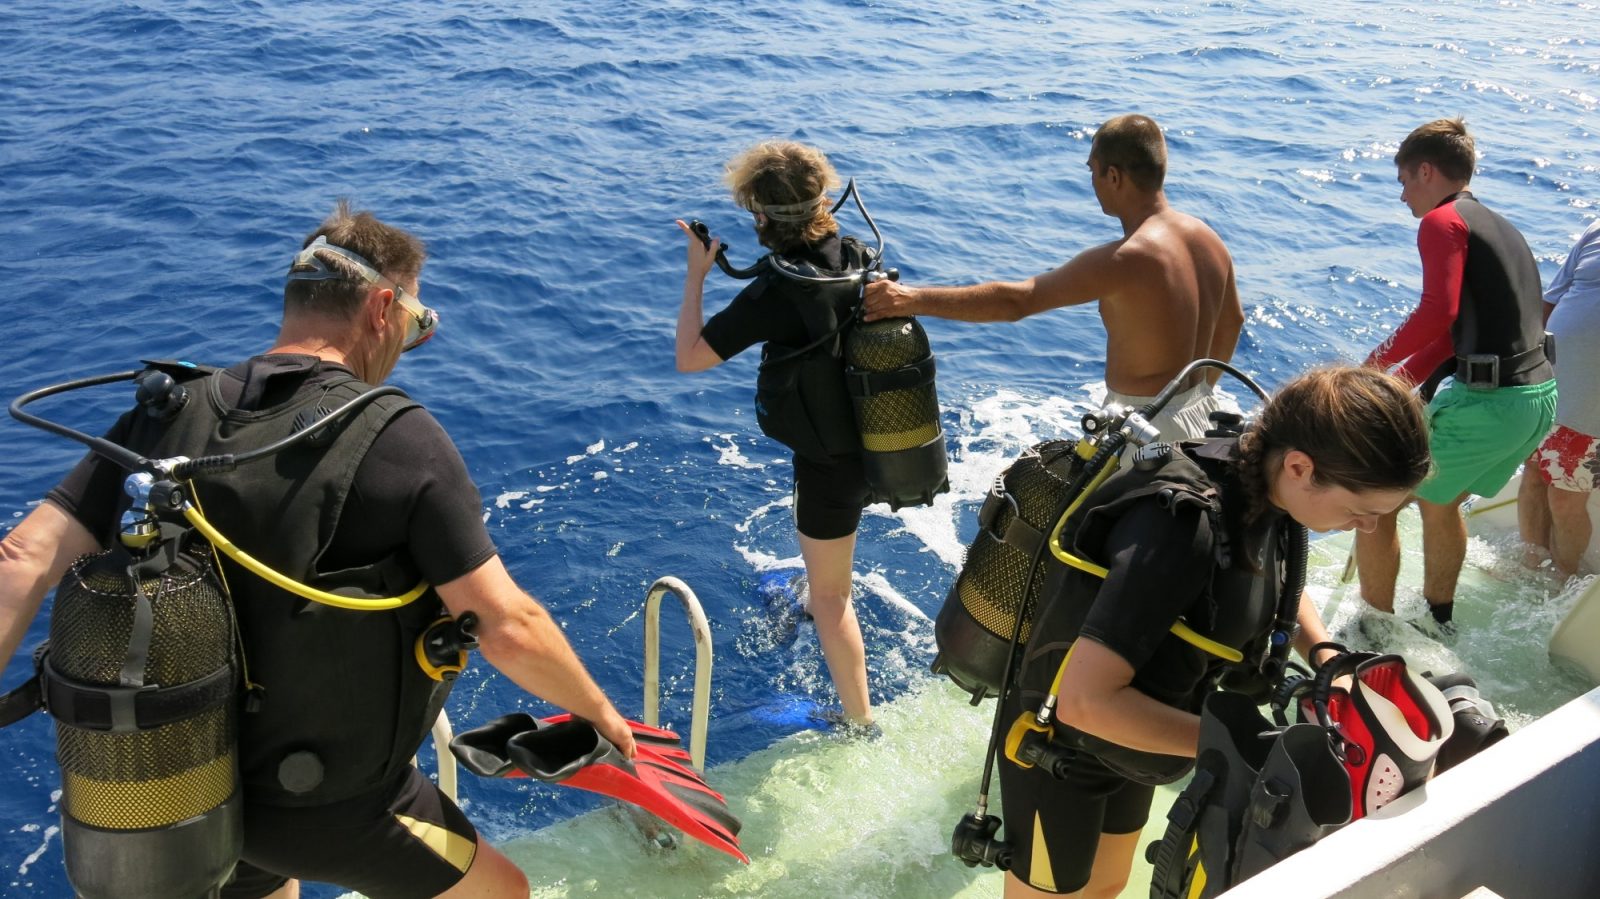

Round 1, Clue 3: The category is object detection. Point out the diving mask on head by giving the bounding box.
[287,235,439,352]
[747,194,828,223]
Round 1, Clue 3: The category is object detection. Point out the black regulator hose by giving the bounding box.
[689,219,768,280]
[1139,358,1271,421]
[962,430,1128,851]
[170,385,406,479]
[10,370,153,474]
[1261,523,1310,685]
[11,369,407,482]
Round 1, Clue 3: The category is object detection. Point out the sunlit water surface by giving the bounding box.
[2,1,1596,896]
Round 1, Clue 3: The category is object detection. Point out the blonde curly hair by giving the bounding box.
[724,141,841,254]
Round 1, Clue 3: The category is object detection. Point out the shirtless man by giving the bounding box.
[863,114,1243,441]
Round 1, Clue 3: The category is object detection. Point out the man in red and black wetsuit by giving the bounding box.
[1357,118,1557,631]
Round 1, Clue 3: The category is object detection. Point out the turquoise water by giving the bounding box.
[2,1,1597,895]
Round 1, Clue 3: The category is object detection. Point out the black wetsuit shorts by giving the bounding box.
[222,766,479,899]
[793,451,872,540]
[995,690,1156,894]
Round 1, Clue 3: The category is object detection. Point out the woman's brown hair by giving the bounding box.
[1237,366,1432,521]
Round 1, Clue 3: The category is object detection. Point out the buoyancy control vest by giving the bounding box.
[1147,689,1353,899]
[1008,439,1292,785]
[754,237,872,463]
[114,361,452,806]
[1423,192,1555,394]
[1148,649,1469,899]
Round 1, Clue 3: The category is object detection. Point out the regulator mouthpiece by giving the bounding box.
[951,812,1012,870]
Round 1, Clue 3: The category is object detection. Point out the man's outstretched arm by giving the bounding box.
[435,555,636,758]
[862,242,1123,322]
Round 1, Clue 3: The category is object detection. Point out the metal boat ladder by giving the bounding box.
[424,574,716,802]
[642,575,715,770]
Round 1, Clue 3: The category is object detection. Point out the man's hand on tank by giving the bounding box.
[675,219,719,281]
[862,278,916,321]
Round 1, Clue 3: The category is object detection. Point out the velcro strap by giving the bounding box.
[1000,517,1044,558]
[846,356,935,398]
[976,481,1009,533]
[1149,767,1215,898]
[42,659,234,733]
[1166,767,1213,830]
[137,359,220,379]
[978,484,1045,557]
[0,675,43,728]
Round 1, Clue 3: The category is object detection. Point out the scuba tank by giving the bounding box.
[691,179,949,509]
[844,314,945,510]
[0,365,445,899]
[46,496,242,899]
[931,383,1187,704]
[931,438,1088,701]
[0,370,243,899]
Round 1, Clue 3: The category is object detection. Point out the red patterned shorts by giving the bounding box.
[1535,424,1600,492]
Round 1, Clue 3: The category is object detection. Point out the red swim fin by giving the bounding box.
[1299,652,1453,818]
[451,712,749,863]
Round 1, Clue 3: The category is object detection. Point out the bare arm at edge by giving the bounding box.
[435,555,636,758]
[0,503,101,669]
[674,219,727,373]
[1205,266,1245,386]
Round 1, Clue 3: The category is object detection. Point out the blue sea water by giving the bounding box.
[1,0,1596,895]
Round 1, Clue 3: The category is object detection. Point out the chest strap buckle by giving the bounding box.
[1457,354,1499,390]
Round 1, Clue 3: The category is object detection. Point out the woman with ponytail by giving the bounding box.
[996,364,1430,899]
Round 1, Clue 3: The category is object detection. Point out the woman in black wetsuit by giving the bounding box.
[673,142,876,727]
[998,365,1431,898]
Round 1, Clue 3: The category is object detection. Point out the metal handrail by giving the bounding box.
[643,575,714,770]
[431,710,457,802]
[415,711,457,802]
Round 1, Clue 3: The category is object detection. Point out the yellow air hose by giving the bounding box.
[182,502,428,611]
[1038,438,1246,712]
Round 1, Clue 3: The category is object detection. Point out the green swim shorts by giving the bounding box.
[1417,379,1558,505]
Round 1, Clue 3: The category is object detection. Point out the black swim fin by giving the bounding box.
[1425,672,1509,773]
[1231,722,1352,882]
[451,712,748,863]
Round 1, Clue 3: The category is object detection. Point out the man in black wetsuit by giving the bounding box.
[0,202,635,898]
[1358,119,1557,630]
